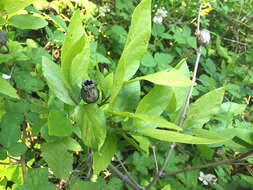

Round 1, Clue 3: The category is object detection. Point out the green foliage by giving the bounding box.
[14,168,55,190]
[0,0,252,189]
[42,142,73,180]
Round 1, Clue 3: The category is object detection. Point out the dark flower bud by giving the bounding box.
[81,79,99,103]
[197,29,210,47]
[0,30,9,54]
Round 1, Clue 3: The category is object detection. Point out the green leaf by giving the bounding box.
[76,104,106,150]
[127,69,195,87]
[48,109,74,136]
[0,113,22,148]
[110,0,151,104]
[41,142,73,180]
[8,142,27,157]
[42,56,75,105]
[154,53,174,71]
[109,110,181,131]
[137,128,229,144]
[112,81,140,112]
[14,71,45,93]
[217,102,246,116]
[93,129,117,175]
[61,10,90,89]
[131,135,150,155]
[14,168,55,190]
[162,184,171,190]
[0,0,35,15]
[141,51,156,67]
[136,85,172,115]
[8,14,48,30]
[61,137,82,152]
[183,88,225,128]
[0,78,19,99]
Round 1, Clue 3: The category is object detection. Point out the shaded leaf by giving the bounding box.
[76,104,106,150]
[42,56,75,105]
[93,129,117,174]
[183,88,225,128]
[14,168,55,190]
[42,142,73,180]
[48,109,74,136]
[9,14,48,30]
[0,78,19,99]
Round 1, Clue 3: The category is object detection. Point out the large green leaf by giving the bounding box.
[93,129,117,175]
[61,10,89,89]
[14,168,55,190]
[110,0,151,104]
[0,0,35,15]
[112,81,140,112]
[41,142,73,180]
[136,85,172,115]
[42,56,75,105]
[48,109,74,136]
[0,112,22,149]
[127,69,195,87]
[76,104,106,150]
[8,14,48,30]
[109,110,181,131]
[138,128,229,144]
[0,78,19,99]
[183,88,225,128]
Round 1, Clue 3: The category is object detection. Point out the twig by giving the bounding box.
[86,149,93,179]
[115,154,140,186]
[21,122,27,183]
[145,1,203,189]
[151,146,159,174]
[162,150,253,177]
[0,161,21,165]
[109,163,144,190]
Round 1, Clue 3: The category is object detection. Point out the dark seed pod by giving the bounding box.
[0,30,9,54]
[81,79,99,104]
[197,29,210,47]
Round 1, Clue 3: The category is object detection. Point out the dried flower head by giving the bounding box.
[81,79,99,104]
[197,29,210,47]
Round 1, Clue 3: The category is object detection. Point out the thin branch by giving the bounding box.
[162,150,253,177]
[197,0,203,34]
[151,146,159,174]
[21,121,27,183]
[115,154,140,187]
[109,163,144,190]
[162,159,233,177]
[0,161,21,165]
[145,1,203,189]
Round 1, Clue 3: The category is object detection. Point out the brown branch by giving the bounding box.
[109,163,144,190]
[145,1,203,189]
[21,121,27,183]
[115,154,140,187]
[162,150,253,177]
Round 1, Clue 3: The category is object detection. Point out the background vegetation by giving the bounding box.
[0,0,252,190]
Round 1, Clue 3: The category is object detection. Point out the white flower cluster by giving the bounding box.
[99,5,110,17]
[153,6,168,23]
[198,171,217,185]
